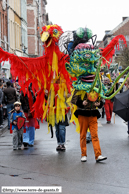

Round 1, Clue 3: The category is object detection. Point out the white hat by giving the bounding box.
[14,101,21,106]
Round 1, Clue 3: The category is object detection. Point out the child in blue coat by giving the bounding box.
[10,101,26,150]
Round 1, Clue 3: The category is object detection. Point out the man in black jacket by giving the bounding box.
[3,81,17,129]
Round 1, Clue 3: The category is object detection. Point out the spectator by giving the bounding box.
[103,77,114,124]
[10,76,15,84]
[124,77,129,136]
[20,84,37,148]
[3,81,17,129]
[0,79,3,83]
[10,101,26,150]
[2,83,7,120]
[45,83,70,152]
[124,77,129,92]
[13,82,20,101]
[0,82,3,128]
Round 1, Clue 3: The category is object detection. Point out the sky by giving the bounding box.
[46,0,129,40]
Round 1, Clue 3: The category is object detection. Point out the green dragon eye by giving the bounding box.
[85,53,91,58]
[76,27,84,38]
[83,63,89,67]
[87,28,92,39]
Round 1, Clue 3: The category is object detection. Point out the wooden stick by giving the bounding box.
[114,84,116,124]
[8,109,14,114]
[114,112,115,124]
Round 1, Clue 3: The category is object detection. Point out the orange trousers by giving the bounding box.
[78,115,101,159]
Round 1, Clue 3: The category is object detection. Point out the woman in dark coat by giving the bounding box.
[20,84,38,147]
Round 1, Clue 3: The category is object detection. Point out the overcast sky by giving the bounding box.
[46,0,129,40]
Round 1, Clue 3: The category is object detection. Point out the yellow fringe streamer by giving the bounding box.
[66,89,80,133]
[26,73,29,81]
[52,52,58,76]
[76,90,86,100]
[42,71,46,89]
[47,122,50,134]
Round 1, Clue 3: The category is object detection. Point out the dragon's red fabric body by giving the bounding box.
[0,25,72,123]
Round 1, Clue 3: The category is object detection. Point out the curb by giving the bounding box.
[0,120,8,136]
[0,126,8,136]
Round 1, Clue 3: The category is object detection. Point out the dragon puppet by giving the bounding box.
[0,24,73,128]
[58,27,129,131]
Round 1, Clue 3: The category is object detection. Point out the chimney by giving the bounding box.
[122,17,128,21]
[105,30,110,35]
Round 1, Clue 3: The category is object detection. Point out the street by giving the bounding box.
[0,115,129,194]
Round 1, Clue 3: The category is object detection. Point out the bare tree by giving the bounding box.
[115,42,129,69]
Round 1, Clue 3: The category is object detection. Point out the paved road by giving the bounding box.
[0,115,129,194]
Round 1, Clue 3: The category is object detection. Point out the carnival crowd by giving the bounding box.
[0,76,128,163]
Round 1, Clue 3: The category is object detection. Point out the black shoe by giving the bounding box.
[86,140,90,143]
[28,144,33,147]
[56,145,62,151]
[60,145,66,151]
[23,143,28,148]
[107,121,111,124]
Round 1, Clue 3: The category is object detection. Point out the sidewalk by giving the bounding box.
[0,119,8,136]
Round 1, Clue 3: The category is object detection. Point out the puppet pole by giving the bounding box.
[114,84,116,124]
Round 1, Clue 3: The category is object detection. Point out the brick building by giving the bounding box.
[27,0,49,57]
[0,0,8,51]
[21,0,28,57]
[98,17,129,65]
[0,0,9,78]
[102,17,129,48]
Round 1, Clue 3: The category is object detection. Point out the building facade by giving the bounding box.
[0,0,48,78]
[8,0,22,56]
[27,0,48,57]
[14,0,22,56]
[21,0,28,56]
[0,0,9,78]
[0,0,8,51]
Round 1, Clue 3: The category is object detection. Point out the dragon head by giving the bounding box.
[65,43,100,86]
[41,24,63,47]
